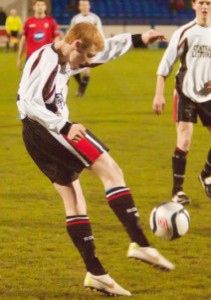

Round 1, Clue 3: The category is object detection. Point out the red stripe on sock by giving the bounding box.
[66,220,90,226]
[107,191,131,202]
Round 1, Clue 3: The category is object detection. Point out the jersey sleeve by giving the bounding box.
[22,19,28,37]
[92,33,133,64]
[157,29,182,77]
[95,15,105,38]
[52,19,60,38]
[17,48,68,134]
[70,16,76,28]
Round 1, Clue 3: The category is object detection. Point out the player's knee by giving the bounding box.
[107,161,124,185]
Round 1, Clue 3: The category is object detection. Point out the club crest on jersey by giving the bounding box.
[55,93,64,109]
[44,23,49,28]
[34,31,45,41]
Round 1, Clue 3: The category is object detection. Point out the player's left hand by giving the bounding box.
[67,123,86,142]
[142,29,166,45]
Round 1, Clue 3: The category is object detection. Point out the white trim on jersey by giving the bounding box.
[157,19,211,103]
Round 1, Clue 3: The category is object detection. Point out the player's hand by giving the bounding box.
[17,58,23,71]
[67,124,86,142]
[152,95,166,115]
[142,29,166,45]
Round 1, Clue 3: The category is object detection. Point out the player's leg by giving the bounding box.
[90,152,175,270]
[198,101,211,197]
[171,90,196,205]
[53,179,106,275]
[199,128,211,197]
[53,180,131,296]
[73,73,81,85]
[76,68,91,97]
[171,121,193,204]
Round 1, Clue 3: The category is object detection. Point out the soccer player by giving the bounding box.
[5,8,22,51]
[153,0,211,205]
[17,0,60,70]
[17,22,174,297]
[70,0,105,97]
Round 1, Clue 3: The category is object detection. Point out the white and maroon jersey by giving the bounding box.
[157,19,211,103]
[70,13,105,38]
[17,33,141,134]
[22,16,60,58]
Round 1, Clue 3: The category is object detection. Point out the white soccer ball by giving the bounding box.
[149,201,190,241]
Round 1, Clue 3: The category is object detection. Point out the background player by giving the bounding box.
[153,0,211,205]
[70,0,105,97]
[17,22,173,296]
[17,0,60,70]
[5,8,22,52]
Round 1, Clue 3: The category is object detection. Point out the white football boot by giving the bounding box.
[84,272,131,296]
[127,242,175,271]
[171,191,191,205]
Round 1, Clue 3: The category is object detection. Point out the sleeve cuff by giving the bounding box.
[60,122,72,135]
[132,34,147,48]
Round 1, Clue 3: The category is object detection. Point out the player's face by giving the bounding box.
[79,2,91,15]
[68,42,97,69]
[33,1,47,15]
[192,0,211,23]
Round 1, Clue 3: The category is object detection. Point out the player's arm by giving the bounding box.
[17,35,26,71]
[90,29,165,65]
[152,75,167,115]
[152,29,181,115]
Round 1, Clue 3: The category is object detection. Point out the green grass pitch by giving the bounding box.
[0,48,211,299]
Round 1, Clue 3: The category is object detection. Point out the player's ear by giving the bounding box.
[191,0,196,10]
[75,40,82,50]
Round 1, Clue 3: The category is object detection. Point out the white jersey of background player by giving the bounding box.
[70,0,105,97]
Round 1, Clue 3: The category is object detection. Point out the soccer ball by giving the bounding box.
[149,201,190,241]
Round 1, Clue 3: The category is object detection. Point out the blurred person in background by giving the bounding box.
[17,0,60,70]
[0,6,7,25]
[70,0,105,97]
[5,8,22,51]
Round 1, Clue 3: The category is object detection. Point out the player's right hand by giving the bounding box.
[152,95,166,115]
[67,124,86,142]
[17,59,23,71]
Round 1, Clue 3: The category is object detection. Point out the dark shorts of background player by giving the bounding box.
[173,89,211,126]
[22,117,109,185]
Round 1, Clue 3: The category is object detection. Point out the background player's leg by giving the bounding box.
[172,122,193,205]
[199,126,211,197]
[76,68,91,97]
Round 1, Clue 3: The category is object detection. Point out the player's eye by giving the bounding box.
[87,52,96,58]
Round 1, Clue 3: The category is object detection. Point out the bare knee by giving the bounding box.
[90,153,125,189]
[177,122,193,151]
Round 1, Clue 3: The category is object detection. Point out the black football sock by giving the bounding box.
[78,75,90,95]
[172,147,188,195]
[201,149,211,179]
[106,186,149,247]
[73,73,81,85]
[66,215,106,275]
